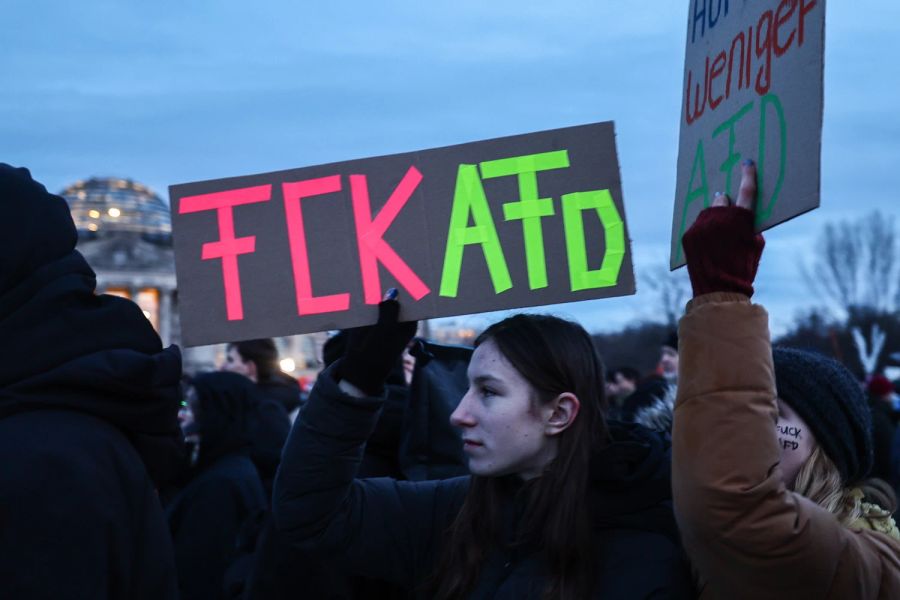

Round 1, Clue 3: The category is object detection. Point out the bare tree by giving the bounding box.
[641,263,692,326]
[802,211,900,318]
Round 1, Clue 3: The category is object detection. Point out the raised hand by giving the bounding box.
[681,160,766,298]
[339,289,418,396]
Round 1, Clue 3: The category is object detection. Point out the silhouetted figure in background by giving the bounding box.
[222,339,292,497]
[605,366,639,420]
[0,163,183,599]
[168,372,266,600]
[868,374,900,498]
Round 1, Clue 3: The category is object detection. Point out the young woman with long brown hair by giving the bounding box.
[673,159,900,598]
[273,298,694,599]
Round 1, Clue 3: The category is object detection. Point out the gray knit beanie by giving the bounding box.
[772,347,873,483]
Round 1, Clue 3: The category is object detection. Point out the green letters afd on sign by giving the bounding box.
[439,150,626,298]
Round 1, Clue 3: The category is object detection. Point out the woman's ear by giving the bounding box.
[545,393,581,436]
[246,360,259,382]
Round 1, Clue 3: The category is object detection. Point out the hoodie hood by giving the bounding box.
[0,164,77,295]
[0,164,184,487]
[189,371,257,470]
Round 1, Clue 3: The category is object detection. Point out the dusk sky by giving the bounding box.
[4,1,898,337]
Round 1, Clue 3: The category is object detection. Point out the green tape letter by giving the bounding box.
[481,150,569,290]
[756,93,786,223]
[562,189,625,291]
[439,164,512,298]
[712,100,754,197]
[674,139,710,264]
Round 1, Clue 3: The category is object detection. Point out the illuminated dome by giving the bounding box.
[60,177,171,241]
[55,175,322,376]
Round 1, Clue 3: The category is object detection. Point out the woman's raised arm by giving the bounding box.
[272,296,468,587]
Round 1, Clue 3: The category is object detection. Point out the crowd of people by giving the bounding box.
[3,157,900,599]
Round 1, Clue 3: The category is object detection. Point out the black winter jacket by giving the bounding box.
[0,410,179,599]
[170,372,268,600]
[274,366,694,599]
[247,390,291,497]
[168,454,266,600]
[0,163,184,598]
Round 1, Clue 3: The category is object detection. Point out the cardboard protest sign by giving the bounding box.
[671,0,825,268]
[170,122,635,346]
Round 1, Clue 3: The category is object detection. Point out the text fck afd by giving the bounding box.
[179,150,626,321]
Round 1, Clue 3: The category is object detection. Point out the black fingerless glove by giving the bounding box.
[340,299,417,396]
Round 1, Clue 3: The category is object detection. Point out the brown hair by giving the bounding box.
[430,314,607,600]
[227,338,278,382]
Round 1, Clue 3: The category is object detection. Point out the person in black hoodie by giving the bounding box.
[274,293,694,599]
[168,371,267,600]
[222,338,294,494]
[0,163,184,599]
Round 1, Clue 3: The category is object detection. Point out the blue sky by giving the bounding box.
[3,1,899,336]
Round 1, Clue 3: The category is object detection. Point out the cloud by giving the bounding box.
[2,0,898,336]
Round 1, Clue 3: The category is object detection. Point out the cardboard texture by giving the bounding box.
[671,0,825,268]
[170,122,635,346]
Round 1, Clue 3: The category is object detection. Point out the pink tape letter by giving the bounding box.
[350,167,430,305]
[282,176,351,315]
[179,185,271,321]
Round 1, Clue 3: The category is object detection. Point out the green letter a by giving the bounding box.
[439,164,512,297]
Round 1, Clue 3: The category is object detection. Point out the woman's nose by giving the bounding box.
[450,393,476,428]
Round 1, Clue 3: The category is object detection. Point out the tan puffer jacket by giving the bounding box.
[673,293,900,599]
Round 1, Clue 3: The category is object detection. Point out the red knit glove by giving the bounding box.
[682,206,765,298]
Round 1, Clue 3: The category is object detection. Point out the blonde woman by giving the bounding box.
[672,159,900,599]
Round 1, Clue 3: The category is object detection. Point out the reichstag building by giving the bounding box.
[61,176,324,377]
